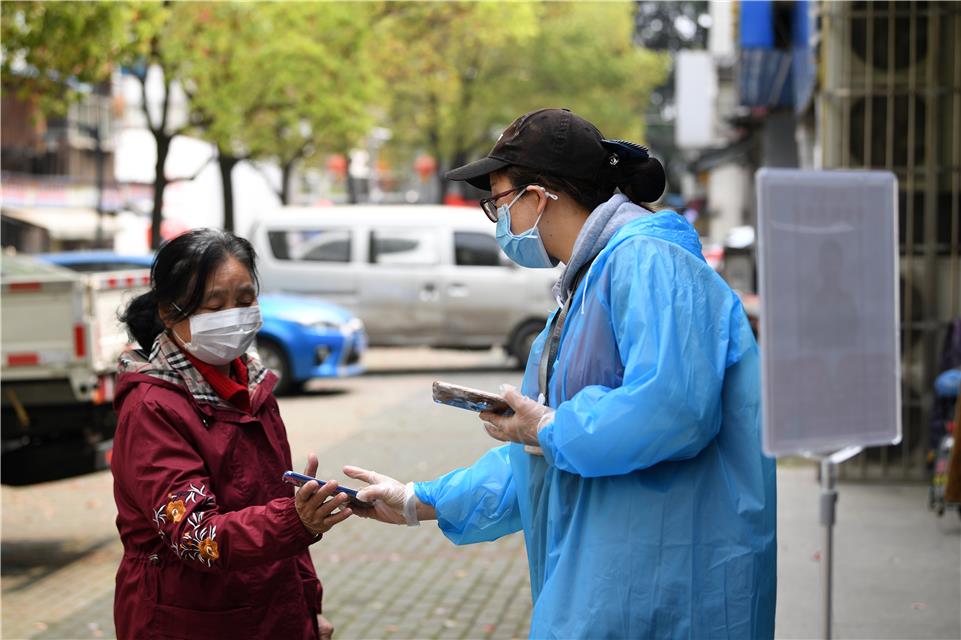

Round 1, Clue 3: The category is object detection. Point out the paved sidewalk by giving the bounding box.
[2,353,959,639]
[775,463,960,639]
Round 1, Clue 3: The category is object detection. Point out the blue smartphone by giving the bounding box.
[282,471,372,508]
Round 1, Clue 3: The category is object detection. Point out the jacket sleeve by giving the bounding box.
[114,392,318,572]
[538,239,736,477]
[413,445,522,545]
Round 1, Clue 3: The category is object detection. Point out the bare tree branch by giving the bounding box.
[171,111,213,138]
[250,161,283,201]
[166,154,215,185]
[136,69,156,133]
[160,76,171,133]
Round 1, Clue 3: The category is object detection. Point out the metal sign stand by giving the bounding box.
[806,446,862,640]
[757,170,901,640]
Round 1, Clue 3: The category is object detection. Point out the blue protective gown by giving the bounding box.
[415,211,777,639]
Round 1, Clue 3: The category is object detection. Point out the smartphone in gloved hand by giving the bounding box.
[432,381,514,415]
[282,471,373,508]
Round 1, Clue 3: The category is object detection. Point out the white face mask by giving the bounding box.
[172,305,263,366]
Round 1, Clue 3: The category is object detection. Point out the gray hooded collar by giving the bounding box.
[552,193,652,304]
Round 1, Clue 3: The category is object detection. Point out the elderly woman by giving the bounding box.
[112,229,350,639]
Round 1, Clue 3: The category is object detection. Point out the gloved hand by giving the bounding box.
[343,465,419,526]
[479,384,554,451]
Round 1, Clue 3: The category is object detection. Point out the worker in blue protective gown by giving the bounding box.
[344,108,777,639]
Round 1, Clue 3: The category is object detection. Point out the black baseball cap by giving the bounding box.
[445,108,616,191]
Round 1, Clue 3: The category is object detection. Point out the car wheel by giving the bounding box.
[256,338,296,396]
[510,321,544,370]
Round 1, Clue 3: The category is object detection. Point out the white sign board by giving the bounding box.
[756,169,902,456]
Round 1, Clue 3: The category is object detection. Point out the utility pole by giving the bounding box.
[80,123,106,247]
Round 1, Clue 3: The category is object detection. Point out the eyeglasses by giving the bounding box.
[479,184,532,222]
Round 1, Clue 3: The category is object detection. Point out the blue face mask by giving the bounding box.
[495,188,560,269]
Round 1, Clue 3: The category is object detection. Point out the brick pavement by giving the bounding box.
[2,470,120,640]
[299,364,535,640]
[3,348,959,639]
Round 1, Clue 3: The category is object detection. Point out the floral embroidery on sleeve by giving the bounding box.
[153,483,221,567]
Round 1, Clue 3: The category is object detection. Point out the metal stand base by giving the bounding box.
[820,458,838,640]
[805,446,862,640]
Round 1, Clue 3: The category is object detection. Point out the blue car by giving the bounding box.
[255,294,366,394]
[35,251,366,394]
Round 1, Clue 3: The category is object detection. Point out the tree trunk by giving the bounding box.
[150,135,171,249]
[344,152,358,204]
[217,149,240,233]
[437,168,449,203]
[438,150,467,203]
[280,159,294,206]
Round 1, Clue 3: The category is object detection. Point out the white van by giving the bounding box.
[248,205,560,365]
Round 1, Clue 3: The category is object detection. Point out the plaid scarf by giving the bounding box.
[118,332,269,409]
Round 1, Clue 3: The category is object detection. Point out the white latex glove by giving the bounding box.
[342,465,419,526]
[479,384,554,453]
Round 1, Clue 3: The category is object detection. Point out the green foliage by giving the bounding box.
[172,2,378,167]
[0,1,193,128]
[1,1,133,114]
[522,2,671,142]
[374,1,669,174]
[3,0,669,203]
[373,2,541,169]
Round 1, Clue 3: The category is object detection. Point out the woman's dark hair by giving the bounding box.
[120,228,259,350]
[503,155,666,213]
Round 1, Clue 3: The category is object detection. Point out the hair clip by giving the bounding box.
[601,139,650,160]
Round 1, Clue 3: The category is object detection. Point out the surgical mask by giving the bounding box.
[172,304,263,366]
[495,189,560,269]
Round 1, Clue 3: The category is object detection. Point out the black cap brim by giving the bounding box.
[444,156,509,191]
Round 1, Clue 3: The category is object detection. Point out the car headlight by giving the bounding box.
[309,320,341,332]
[343,317,365,334]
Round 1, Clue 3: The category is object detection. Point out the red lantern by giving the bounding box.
[414,155,437,182]
[326,154,348,179]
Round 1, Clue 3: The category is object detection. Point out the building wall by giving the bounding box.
[706,163,749,246]
[818,0,961,478]
[1,90,115,183]
[1,94,48,174]
[0,94,45,150]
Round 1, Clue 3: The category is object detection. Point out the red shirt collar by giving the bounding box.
[182,351,251,413]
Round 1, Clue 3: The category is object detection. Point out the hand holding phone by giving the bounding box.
[283,471,373,508]
[432,380,514,415]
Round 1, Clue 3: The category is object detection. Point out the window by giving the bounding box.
[454,232,502,267]
[267,229,352,263]
[370,229,438,266]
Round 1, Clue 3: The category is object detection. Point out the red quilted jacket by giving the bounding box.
[111,334,322,639]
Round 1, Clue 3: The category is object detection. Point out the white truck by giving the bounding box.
[1,254,149,485]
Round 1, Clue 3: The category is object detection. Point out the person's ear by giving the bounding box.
[528,185,558,216]
[158,304,177,329]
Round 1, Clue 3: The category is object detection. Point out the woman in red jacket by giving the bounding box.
[113,228,350,640]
